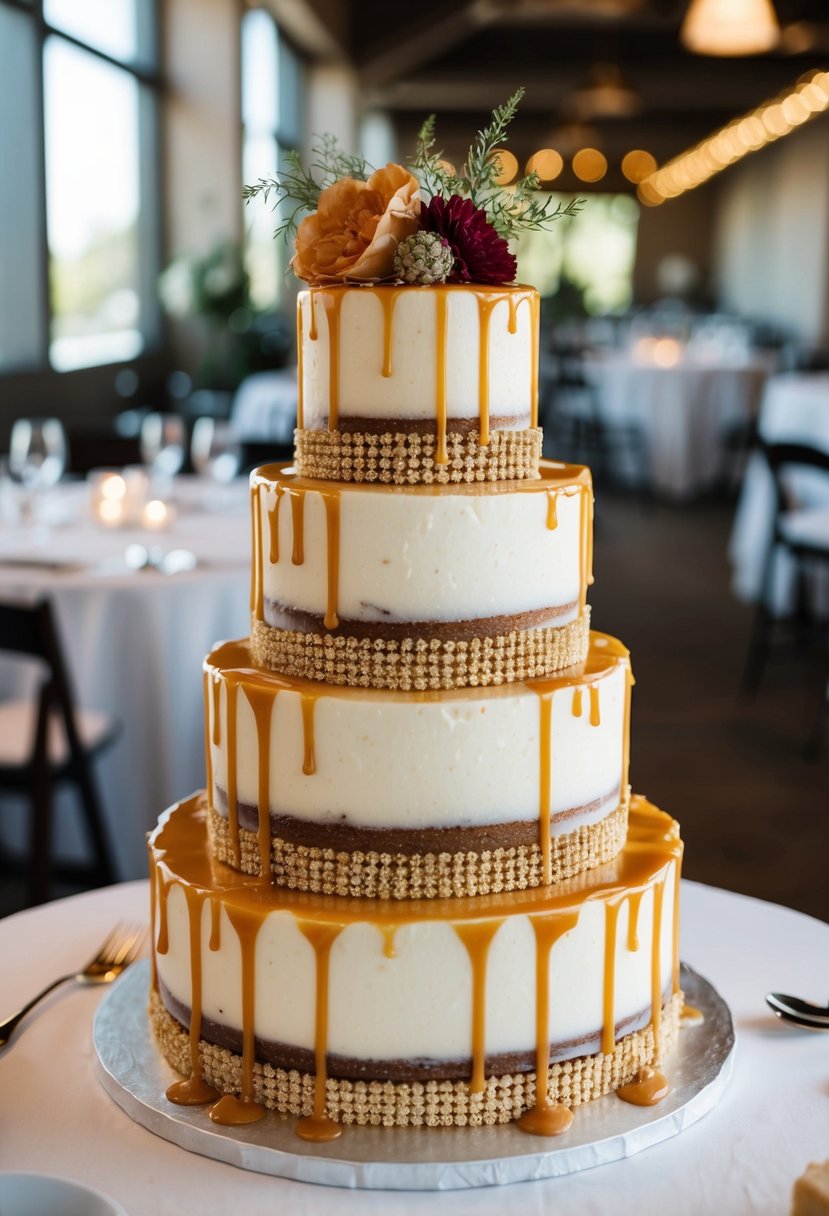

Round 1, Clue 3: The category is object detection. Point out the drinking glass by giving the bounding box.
[8,417,67,528]
[140,413,186,479]
[190,418,241,505]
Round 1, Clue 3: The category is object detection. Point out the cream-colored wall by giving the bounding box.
[713,116,829,345]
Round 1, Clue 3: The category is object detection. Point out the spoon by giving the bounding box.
[765,991,829,1030]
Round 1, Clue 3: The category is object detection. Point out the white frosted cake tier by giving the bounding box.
[297,283,539,431]
[250,459,593,634]
[149,792,682,1127]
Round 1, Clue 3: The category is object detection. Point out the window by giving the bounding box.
[516,195,640,315]
[0,0,161,375]
[241,9,304,311]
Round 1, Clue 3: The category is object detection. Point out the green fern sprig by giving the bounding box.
[461,87,524,205]
[242,137,372,239]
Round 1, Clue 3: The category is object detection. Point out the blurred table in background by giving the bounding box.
[730,373,829,609]
[0,477,250,880]
[583,343,773,499]
[231,368,298,443]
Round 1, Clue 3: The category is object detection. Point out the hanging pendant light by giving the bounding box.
[680,0,780,57]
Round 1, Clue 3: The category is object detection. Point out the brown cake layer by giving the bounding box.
[327,415,529,436]
[262,599,575,643]
[250,607,590,691]
[293,424,541,485]
[158,976,672,1082]
[207,797,629,898]
[150,987,682,1128]
[213,786,620,855]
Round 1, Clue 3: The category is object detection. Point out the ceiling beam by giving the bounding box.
[357,1,502,88]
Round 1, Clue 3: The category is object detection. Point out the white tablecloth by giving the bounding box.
[0,479,250,879]
[585,352,771,499]
[0,879,827,1214]
[730,373,829,606]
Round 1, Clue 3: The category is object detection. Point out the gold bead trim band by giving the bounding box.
[293,426,542,485]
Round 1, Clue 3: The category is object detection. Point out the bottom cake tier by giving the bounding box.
[148,793,683,1136]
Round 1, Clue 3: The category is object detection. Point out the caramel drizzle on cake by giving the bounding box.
[249,460,594,641]
[297,285,540,460]
[149,795,681,1137]
[203,633,631,887]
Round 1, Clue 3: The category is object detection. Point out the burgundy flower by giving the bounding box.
[421,195,517,286]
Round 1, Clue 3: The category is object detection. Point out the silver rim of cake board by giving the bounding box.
[93,960,735,1191]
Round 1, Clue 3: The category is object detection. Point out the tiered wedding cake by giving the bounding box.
[148,126,684,1140]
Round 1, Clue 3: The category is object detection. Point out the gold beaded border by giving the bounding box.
[293,426,542,485]
[150,989,681,1128]
[207,798,629,899]
[251,610,590,691]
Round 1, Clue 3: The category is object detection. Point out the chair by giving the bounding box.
[0,599,119,904]
[741,442,829,754]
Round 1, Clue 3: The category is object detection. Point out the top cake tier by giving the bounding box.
[293,284,542,485]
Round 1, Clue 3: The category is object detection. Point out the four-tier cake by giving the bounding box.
[148,133,684,1141]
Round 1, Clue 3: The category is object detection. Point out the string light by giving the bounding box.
[490,148,518,186]
[526,148,563,183]
[572,147,607,183]
[639,69,829,205]
[621,149,657,184]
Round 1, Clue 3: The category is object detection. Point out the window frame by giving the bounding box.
[0,0,165,418]
[240,8,305,313]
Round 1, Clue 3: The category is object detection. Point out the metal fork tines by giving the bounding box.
[0,921,147,1047]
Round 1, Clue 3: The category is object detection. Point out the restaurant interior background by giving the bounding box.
[0,0,827,922]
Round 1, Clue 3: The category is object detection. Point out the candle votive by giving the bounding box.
[141,498,176,530]
[89,469,128,528]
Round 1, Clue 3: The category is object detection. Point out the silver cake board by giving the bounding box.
[93,961,734,1191]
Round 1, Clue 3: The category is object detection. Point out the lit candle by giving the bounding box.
[89,469,128,528]
[141,498,176,530]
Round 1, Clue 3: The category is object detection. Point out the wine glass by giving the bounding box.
[190,418,242,507]
[140,413,185,474]
[140,412,185,496]
[8,417,67,529]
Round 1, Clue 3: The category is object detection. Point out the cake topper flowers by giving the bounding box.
[243,89,582,288]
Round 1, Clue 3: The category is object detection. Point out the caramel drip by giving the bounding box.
[209,899,221,952]
[167,889,218,1107]
[546,490,559,531]
[296,921,345,1141]
[380,924,398,959]
[578,485,593,613]
[322,291,343,430]
[242,682,276,881]
[267,486,283,565]
[681,1004,705,1025]
[586,481,595,590]
[453,919,504,1093]
[434,291,448,465]
[308,292,318,341]
[572,687,583,718]
[476,294,503,447]
[602,901,622,1055]
[296,298,304,429]
[249,484,264,620]
[651,875,666,1059]
[210,676,221,747]
[517,911,579,1137]
[627,889,645,953]
[530,291,540,427]
[537,693,554,886]
[589,684,601,727]
[225,681,240,869]
[301,692,317,776]
[507,292,519,335]
[209,903,266,1125]
[148,851,158,990]
[617,1066,670,1107]
[155,874,171,956]
[203,673,214,803]
[288,489,305,566]
[322,491,340,630]
[621,663,633,795]
[672,861,681,994]
[379,287,403,378]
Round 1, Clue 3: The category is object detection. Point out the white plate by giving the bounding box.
[0,1172,128,1216]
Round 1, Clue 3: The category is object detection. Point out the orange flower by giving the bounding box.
[291,163,421,285]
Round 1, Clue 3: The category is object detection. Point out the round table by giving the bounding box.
[584,351,772,500]
[1,879,826,1215]
[0,478,251,879]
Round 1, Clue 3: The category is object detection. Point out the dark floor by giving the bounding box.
[1,491,827,922]
[591,489,828,923]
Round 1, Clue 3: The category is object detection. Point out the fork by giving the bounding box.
[0,922,147,1047]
